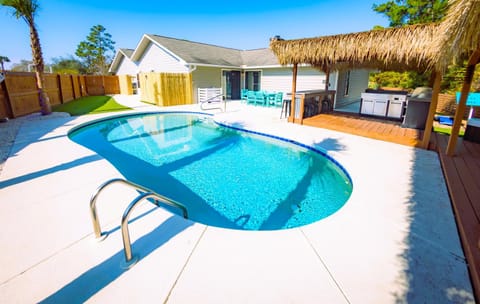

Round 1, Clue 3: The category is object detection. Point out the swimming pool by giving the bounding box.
[69,112,352,231]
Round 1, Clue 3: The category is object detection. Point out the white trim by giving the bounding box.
[189,63,242,69]
[130,34,187,65]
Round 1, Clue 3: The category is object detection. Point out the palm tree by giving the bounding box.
[0,55,10,72]
[1,0,51,114]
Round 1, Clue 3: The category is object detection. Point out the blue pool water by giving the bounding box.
[69,112,352,231]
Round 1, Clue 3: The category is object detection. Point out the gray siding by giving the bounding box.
[260,67,327,94]
[335,69,370,108]
[116,56,139,76]
[192,66,222,103]
[137,42,189,73]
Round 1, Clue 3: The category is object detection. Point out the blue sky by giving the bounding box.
[0,0,389,69]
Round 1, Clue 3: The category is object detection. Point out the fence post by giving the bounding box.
[69,75,74,100]
[102,75,106,95]
[0,76,14,118]
[57,73,64,104]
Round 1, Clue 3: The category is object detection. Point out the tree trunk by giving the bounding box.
[29,19,51,115]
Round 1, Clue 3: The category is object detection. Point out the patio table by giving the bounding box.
[265,92,277,106]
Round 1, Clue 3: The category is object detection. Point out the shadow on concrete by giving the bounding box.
[0,154,102,188]
[40,215,194,303]
[391,148,475,303]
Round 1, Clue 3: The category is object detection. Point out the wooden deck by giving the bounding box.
[303,112,423,147]
[302,112,480,300]
[431,133,480,301]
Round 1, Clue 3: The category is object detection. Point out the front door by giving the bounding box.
[223,70,241,100]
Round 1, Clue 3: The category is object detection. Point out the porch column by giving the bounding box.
[323,65,332,112]
[288,63,298,123]
[324,66,330,91]
[421,71,442,149]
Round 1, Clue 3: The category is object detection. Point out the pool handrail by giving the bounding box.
[199,93,226,112]
[120,191,177,267]
[89,178,188,239]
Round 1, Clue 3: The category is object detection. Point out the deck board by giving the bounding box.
[432,133,480,302]
[303,113,422,147]
[300,112,480,300]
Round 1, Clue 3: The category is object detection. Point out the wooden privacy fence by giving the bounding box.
[0,72,120,118]
[139,72,193,106]
[437,93,478,119]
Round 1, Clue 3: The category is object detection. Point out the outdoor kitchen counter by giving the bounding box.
[285,90,336,124]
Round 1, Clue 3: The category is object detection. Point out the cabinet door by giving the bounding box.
[361,99,374,114]
[387,100,404,118]
[373,100,388,116]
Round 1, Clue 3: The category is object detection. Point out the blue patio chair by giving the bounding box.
[246,90,256,105]
[265,92,276,107]
[241,89,248,102]
[255,91,266,106]
[273,92,283,107]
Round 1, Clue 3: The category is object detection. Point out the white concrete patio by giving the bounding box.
[0,95,475,303]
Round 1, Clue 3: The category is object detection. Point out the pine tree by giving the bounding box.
[76,25,115,75]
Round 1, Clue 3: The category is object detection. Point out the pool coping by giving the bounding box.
[0,99,475,303]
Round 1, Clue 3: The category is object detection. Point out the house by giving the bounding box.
[109,34,371,109]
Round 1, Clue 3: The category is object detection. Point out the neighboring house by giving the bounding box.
[110,48,136,75]
[109,34,370,108]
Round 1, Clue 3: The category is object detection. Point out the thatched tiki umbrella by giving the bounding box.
[270,0,480,154]
[270,23,441,129]
[270,24,439,71]
[432,0,480,156]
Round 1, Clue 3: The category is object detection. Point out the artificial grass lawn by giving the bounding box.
[433,125,465,136]
[52,96,131,116]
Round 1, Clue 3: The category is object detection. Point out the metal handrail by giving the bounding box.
[121,191,177,267]
[89,178,188,239]
[200,93,226,112]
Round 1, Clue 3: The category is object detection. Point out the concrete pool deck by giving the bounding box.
[0,95,475,303]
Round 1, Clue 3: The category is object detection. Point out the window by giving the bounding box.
[245,71,261,91]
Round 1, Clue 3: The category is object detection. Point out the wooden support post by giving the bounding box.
[57,74,64,104]
[324,66,330,92]
[421,71,442,149]
[324,65,332,112]
[288,63,298,123]
[446,50,480,156]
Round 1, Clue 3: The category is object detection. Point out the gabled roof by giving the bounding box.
[122,34,280,70]
[109,48,135,73]
[146,34,245,67]
[241,48,280,67]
